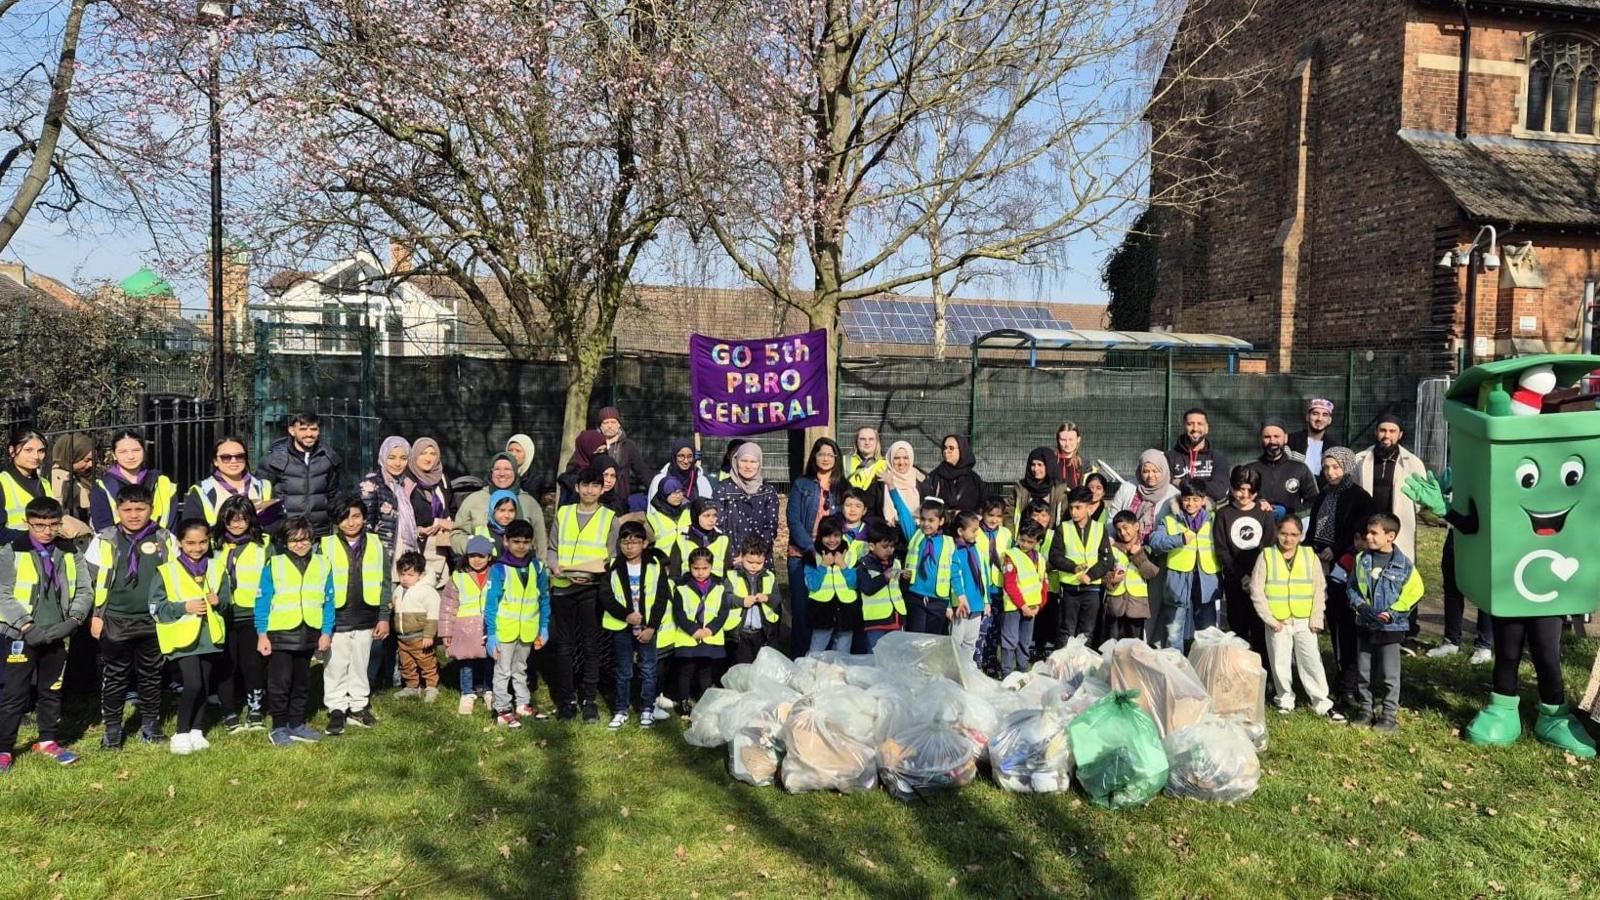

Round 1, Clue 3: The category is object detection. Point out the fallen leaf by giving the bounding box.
[947,877,958,888]
[114,770,131,781]
[1439,780,1452,790]
[228,778,239,786]
[725,824,737,833]
[498,846,511,860]
[620,807,630,818]
[166,785,176,799]
[675,845,688,863]
[758,870,772,880]
[88,783,103,792]
[1011,851,1025,861]
[574,846,587,857]
[34,858,50,871]
[1485,807,1499,817]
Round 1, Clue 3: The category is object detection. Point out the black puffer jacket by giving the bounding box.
[258,437,343,534]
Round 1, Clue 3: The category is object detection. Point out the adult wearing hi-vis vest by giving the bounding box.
[181,436,276,527]
[1249,516,1340,719]
[546,467,619,724]
[320,498,392,736]
[89,430,179,534]
[1,431,52,544]
[255,517,334,747]
[0,496,93,772]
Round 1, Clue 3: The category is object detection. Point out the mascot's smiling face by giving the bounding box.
[1513,453,1585,536]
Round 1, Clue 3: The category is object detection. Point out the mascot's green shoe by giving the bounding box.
[1464,693,1522,746]
[1533,702,1598,758]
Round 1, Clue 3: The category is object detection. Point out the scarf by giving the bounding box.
[178,553,209,581]
[221,531,255,585]
[497,549,531,570]
[29,537,55,586]
[592,453,626,513]
[212,468,256,498]
[728,442,766,497]
[1312,446,1358,548]
[1183,507,1208,533]
[1019,446,1056,502]
[506,434,537,476]
[119,522,158,585]
[1131,449,1173,536]
[570,430,607,473]
[1054,451,1083,488]
[650,482,687,518]
[665,438,703,501]
[112,466,147,486]
[929,435,976,483]
[51,432,96,501]
[378,435,419,554]
[409,437,445,487]
[487,488,520,534]
[884,441,922,526]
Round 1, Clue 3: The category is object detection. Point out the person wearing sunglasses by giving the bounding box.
[182,436,275,527]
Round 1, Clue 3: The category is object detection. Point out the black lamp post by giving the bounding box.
[199,2,235,414]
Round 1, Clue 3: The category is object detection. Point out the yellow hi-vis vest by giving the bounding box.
[155,559,225,655]
[978,527,1013,592]
[905,531,954,599]
[554,505,615,587]
[605,562,667,632]
[845,454,885,491]
[99,474,178,526]
[495,563,544,643]
[1107,547,1148,598]
[10,551,76,616]
[1162,515,1219,574]
[0,470,50,529]
[1263,549,1316,620]
[1002,547,1046,612]
[672,582,727,648]
[265,554,328,632]
[675,533,730,578]
[320,535,384,607]
[208,539,269,609]
[452,571,490,620]
[724,569,778,630]
[809,561,858,605]
[646,506,690,553]
[92,531,176,608]
[1059,520,1106,586]
[192,479,275,525]
[858,561,906,623]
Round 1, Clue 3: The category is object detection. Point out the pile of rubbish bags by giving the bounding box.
[682,627,1267,806]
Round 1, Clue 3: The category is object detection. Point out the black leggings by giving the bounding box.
[675,657,718,704]
[1491,616,1564,705]
[176,656,214,733]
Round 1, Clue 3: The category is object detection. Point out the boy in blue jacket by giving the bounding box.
[889,492,956,635]
[1347,512,1423,733]
[485,520,550,728]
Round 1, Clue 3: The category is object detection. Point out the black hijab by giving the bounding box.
[930,434,976,481]
[1018,446,1056,502]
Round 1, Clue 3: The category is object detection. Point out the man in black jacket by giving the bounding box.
[1247,420,1319,520]
[1167,408,1231,502]
[258,412,343,535]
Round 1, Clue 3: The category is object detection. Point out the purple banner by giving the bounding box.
[689,329,831,436]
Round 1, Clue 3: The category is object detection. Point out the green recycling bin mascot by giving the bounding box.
[1404,354,1599,757]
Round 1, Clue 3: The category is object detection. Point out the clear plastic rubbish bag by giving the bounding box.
[1103,638,1214,739]
[878,720,980,801]
[1067,690,1170,810]
[684,688,745,748]
[872,631,964,683]
[751,645,798,687]
[990,702,1073,793]
[730,715,784,787]
[1060,676,1111,726]
[791,656,851,694]
[1187,627,1267,729]
[721,663,755,693]
[1163,716,1261,804]
[1046,636,1105,692]
[717,679,802,741]
[779,698,879,794]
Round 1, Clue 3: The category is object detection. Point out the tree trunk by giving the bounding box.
[803,292,842,449]
[0,0,87,254]
[557,344,606,472]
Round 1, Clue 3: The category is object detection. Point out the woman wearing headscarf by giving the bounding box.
[452,452,547,558]
[1305,445,1375,711]
[49,432,97,528]
[926,434,986,514]
[359,436,422,558]
[717,439,750,482]
[1012,446,1066,530]
[591,453,631,516]
[647,438,713,504]
[714,442,779,556]
[505,433,541,497]
[559,429,610,505]
[878,440,923,529]
[408,436,453,584]
[1109,449,1180,543]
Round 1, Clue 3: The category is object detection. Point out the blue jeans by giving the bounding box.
[786,556,810,657]
[1194,599,1218,633]
[457,658,492,694]
[906,594,949,635]
[862,628,894,651]
[611,630,658,712]
[808,628,852,655]
[1000,611,1035,675]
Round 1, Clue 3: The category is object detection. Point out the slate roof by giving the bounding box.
[1400,129,1600,227]
[1421,0,1600,15]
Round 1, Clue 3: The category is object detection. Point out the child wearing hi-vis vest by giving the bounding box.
[442,536,496,715]
[1105,511,1159,641]
[806,518,859,655]
[975,499,1013,673]
[670,547,730,716]
[670,497,729,579]
[724,535,779,664]
[210,495,271,732]
[474,490,521,558]
[602,521,670,729]
[255,516,334,748]
[487,519,551,728]
[320,498,392,737]
[0,496,93,772]
[999,521,1048,676]
[152,518,228,755]
[1049,486,1112,647]
[889,491,955,636]
[1249,516,1342,721]
[645,477,691,555]
[1149,480,1219,652]
[854,523,905,651]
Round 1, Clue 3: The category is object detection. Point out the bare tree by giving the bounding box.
[0,0,89,255]
[684,0,1260,420]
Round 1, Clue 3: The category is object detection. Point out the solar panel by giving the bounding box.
[843,297,1064,345]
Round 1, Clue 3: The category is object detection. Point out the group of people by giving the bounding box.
[0,396,1473,773]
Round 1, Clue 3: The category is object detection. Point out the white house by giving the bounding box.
[256,251,457,356]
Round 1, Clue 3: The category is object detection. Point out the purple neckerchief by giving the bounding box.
[213,470,254,497]
[119,523,158,584]
[497,550,530,569]
[1184,509,1208,532]
[221,532,254,584]
[29,537,56,587]
[178,554,209,580]
[689,577,715,627]
[428,489,446,518]
[112,467,147,486]
[689,526,719,544]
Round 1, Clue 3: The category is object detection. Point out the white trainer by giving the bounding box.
[189,729,211,751]
[1469,647,1493,665]
[640,710,655,728]
[609,712,629,729]
[169,733,194,755]
[1427,642,1460,658]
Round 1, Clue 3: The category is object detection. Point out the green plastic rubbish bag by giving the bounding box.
[1067,689,1170,810]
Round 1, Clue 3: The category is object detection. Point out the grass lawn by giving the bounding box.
[4,525,1600,898]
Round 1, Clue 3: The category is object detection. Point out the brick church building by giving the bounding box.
[1148,0,1600,371]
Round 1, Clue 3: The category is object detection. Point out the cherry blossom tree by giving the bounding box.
[0,0,90,255]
